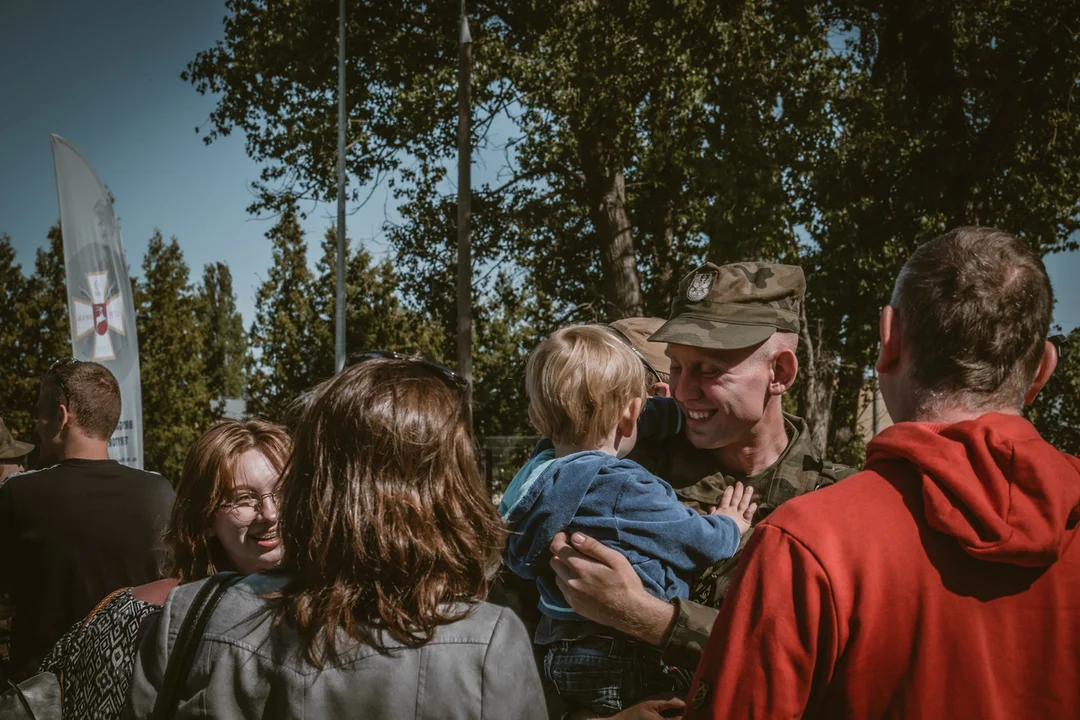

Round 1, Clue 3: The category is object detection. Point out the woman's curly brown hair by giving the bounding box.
[164,420,291,582]
[274,356,506,667]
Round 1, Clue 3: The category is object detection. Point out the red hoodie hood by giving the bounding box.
[866,413,1080,567]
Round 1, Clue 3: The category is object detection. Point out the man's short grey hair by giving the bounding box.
[890,226,1053,413]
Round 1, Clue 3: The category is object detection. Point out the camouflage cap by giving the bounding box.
[650,262,805,350]
[607,317,671,382]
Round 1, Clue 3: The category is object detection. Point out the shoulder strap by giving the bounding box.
[149,572,241,720]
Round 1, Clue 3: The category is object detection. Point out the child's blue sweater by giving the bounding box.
[501,403,742,621]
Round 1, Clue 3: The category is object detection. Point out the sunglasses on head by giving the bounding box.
[603,326,665,386]
[47,357,79,405]
[1049,334,1071,363]
[346,351,467,390]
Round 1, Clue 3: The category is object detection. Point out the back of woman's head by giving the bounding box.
[277,356,505,665]
[165,419,291,582]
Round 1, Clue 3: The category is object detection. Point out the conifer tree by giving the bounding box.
[245,208,322,422]
[198,262,247,407]
[136,231,213,482]
[0,234,29,438]
[7,226,70,448]
[313,226,444,366]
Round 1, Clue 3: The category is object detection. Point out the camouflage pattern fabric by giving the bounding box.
[650,262,806,350]
[629,413,856,671]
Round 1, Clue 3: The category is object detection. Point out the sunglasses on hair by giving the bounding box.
[346,351,468,390]
[603,326,665,386]
[1049,334,1071,363]
[47,357,80,406]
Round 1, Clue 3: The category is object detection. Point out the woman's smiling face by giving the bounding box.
[210,449,284,575]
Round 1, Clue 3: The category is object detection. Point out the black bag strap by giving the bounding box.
[150,572,242,720]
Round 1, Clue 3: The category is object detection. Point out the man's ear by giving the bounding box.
[56,403,72,433]
[770,344,798,395]
[617,397,644,438]
[876,305,902,375]
[1024,340,1058,406]
[651,381,671,398]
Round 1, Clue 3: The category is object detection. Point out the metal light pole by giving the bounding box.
[334,0,348,373]
[457,4,473,414]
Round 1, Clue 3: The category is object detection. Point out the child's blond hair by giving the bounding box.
[526,325,648,448]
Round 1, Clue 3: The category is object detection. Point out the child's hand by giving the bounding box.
[709,481,757,535]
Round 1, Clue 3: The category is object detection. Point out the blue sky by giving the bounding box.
[1,0,1077,334]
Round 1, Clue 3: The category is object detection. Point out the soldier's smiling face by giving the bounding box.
[667,339,790,451]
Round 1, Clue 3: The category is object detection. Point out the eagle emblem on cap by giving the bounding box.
[686,269,717,303]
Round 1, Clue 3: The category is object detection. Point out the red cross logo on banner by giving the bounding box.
[72,270,125,361]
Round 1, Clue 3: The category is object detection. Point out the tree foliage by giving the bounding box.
[174,0,1080,453]
[1,226,70,452]
[198,261,248,403]
[135,232,214,481]
[245,208,323,422]
[1028,330,1080,455]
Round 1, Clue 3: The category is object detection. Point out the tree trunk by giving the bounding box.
[798,303,838,455]
[578,130,644,318]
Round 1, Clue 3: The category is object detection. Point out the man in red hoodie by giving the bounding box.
[685,226,1080,719]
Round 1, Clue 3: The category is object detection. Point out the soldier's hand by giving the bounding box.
[550,531,677,647]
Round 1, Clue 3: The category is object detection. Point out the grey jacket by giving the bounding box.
[123,572,547,719]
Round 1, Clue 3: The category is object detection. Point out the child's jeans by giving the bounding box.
[543,633,692,715]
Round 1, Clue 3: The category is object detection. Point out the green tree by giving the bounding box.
[316,226,445,361]
[245,208,323,422]
[6,226,71,449]
[136,232,213,481]
[186,0,1080,456]
[198,262,248,405]
[1027,329,1080,455]
[0,234,29,439]
[805,1,1080,458]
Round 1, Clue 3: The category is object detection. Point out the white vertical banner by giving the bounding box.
[50,134,143,469]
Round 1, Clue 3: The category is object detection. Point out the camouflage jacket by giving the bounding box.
[630,412,856,671]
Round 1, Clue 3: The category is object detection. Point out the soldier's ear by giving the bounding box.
[771,340,798,395]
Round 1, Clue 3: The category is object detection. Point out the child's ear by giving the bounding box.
[618,397,644,437]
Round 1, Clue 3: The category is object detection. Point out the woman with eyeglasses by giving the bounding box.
[124,355,546,719]
[37,420,291,720]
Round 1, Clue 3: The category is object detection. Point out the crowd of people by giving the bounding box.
[0,225,1076,719]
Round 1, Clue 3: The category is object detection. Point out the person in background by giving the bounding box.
[502,325,757,716]
[125,354,546,719]
[0,416,33,485]
[0,360,174,678]
[38,420,291,719]
[684,227,1080,718]
[0,416,33,680]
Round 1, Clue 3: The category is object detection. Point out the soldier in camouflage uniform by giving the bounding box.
[550,261,855,675]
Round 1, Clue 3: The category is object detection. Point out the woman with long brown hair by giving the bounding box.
[39,420,291,720]
[124,355,545,719]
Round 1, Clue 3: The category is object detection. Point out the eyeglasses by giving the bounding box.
[346,351,467,390]
[603,326,665,386]
[47,358,79,406]
[1050,334,1071,363]
[219,490,280,522]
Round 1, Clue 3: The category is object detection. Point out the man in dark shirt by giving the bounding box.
[0,360,174,677]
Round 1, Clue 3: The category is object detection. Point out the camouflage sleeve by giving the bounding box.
[660,597,718,671]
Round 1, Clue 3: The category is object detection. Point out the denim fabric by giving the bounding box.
[543,634,692,714]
